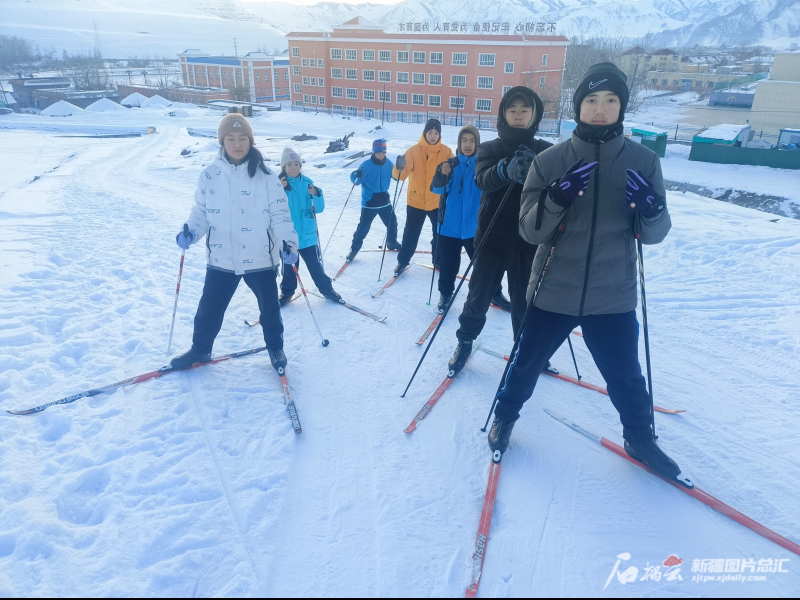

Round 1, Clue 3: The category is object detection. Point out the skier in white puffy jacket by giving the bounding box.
[170,113,299,373]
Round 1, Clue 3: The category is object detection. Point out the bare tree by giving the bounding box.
[149,56,180,91]
[230,85,251,102]
[61,49,108,90]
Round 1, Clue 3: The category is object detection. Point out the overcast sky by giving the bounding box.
[241,0,401,5]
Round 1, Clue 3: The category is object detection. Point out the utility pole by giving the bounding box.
[233,38,238,57]
[382,83,386,125]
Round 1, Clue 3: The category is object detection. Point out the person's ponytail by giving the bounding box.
[246,146,269,177]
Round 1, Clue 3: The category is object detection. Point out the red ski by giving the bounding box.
[8,347,268,415]
[279,373,302,434]
[414,262,470,282]
[333,260,350,280]
[372,265,408,298]
[466,452,503,598]
[545,409,800,557]
[417,314,443,345]
[404,343,478,433]
[478,347,685,415]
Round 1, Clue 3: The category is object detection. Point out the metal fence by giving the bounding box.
[713,73,768,91]
[689,144,800,170]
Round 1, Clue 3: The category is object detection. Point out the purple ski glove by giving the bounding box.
[176,225,196,250]
[550,159,599,208]
[282,241,298,265]
[625,169,665,218]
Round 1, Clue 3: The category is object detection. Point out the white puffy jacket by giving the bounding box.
[185,151,299,275]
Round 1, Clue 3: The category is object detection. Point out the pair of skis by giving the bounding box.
[246,290,386,324]
[7,347,303,434]
[333,249,432,281]
[465,409,800,596]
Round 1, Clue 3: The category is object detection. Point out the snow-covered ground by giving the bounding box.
[1,106,799,596]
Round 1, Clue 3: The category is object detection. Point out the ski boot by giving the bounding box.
[393,262,409,278]
[437,293,452,313]
[170,348,212,370]
[268,348,288,375]
[279,293,294,307]
[448,339,473,377]
[542,361,556,375]
[322,288,343,303]
[624,437,682,480]
[491,291,512,312]
[386,240,401,251]
[488,416,516,454]
[345,248,357,263]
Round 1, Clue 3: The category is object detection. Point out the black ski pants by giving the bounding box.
[437,235,504,299]
[397,205,438,266]
[281,245,334,296]
[456,244,535,342]
[193,267,283,353]
[494,307,654,443]
[350,205,398,253]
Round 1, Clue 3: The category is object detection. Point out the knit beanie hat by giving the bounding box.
[217,113,254,146]
[372,138,387,153]
[457,125,480,156]
[281,147,302,170]
[423,118,441,136]
[572,62,630,124]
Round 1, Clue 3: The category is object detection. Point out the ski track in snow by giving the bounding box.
[0,108,799,596]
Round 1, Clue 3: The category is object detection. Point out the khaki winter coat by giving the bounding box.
[520,131,671,315]
[392,133,453,211]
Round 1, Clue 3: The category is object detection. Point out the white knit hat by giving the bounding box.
[281,147,302,169]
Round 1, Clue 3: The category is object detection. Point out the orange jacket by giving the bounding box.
[392,134,454,211]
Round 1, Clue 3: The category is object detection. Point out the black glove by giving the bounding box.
[395,154,406,171]
[354,168,363,179]
[505,147,535,184]
[447,156,460,169]
[549,159,599,208]
[625,170,665,218]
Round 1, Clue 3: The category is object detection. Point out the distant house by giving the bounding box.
[8,77,72,109]
[750,51,800,137]
[692,123,752,146]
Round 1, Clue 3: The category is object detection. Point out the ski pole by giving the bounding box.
[637,234,656,439]
[427,190,448,306]
[401,182,516,397]
[322,182,355,257]
[567,336,581,380]
[480,210,571,431]
[311,203,324,270]
[167,224,189,355]
[378,177,404,281]
[292,263,330,347]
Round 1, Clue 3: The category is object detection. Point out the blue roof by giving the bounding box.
[273,60,289,66]
[187,57,240,66]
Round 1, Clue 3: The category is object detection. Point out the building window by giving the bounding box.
[365,108,374,118]
[505,62,514,74]
[346,88,358,99]
[478,54,495,67]
[303,94,310,103]
[379,90,391,102]
[379,70,391,82]
[413,51,426,64]
[397,51,409,63]
[707,81,714,87]
[311,95,317,104]
[539,76,546,88]
[651,78,658,84]
[256,72,260,82]
[310,58,316,68]
[449,96,465,109]
[283,72,288,81]
[333,104,343,114]
[318,77,324,87]
[331,68,343,79]
[397,92,408,104]
[477,76,494,89]
[295,100,303,106]
[397,72,409,84]
[331,48,342,60]
[662,79,668,85]
[672,79,679,85]
[452,52,467,66]
[318,59,324,68]
[347,106,358,117]
[345,49,357,61]
[364,89,375,101]
[450,75,466,88]
[294,83,301,93]
[476,99,492,112]
[363,70,375,81]
[292,47,300,57]
[346,69,357,80]
[363,49,375,61]
[542,54,548,67]
[257,88,261,95]
[332,86,343,97]
[310,77,317,86]
[379,50,391,62]
[428,73,442,86]
[302,76,309,86]
[302,58,308,67]
[412,73,425,85]
[502,85,512,95]
[319,97,325,106]
[222,70,227,79]
[293,65,301,76]
[428,95,441,107]
[430,52,443,65]
[412,93,424,106]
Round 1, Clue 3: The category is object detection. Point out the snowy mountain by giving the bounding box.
[1,0,798,56]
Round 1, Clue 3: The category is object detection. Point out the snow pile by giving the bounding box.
[696,123,750,141]
[120,92,149,107]
[139,95,171,108]
[84,98,126,112]
[41,100,83,117]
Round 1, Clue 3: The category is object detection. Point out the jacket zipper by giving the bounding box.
[578,143,601,316]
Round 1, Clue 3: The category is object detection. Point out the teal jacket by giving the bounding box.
[283,173,325,250]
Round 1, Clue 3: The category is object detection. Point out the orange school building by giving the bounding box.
[286,18,568,127]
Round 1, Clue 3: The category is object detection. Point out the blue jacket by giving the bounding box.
[431,153,479,240]
[350,155,395,208]
[283,173,324,250]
